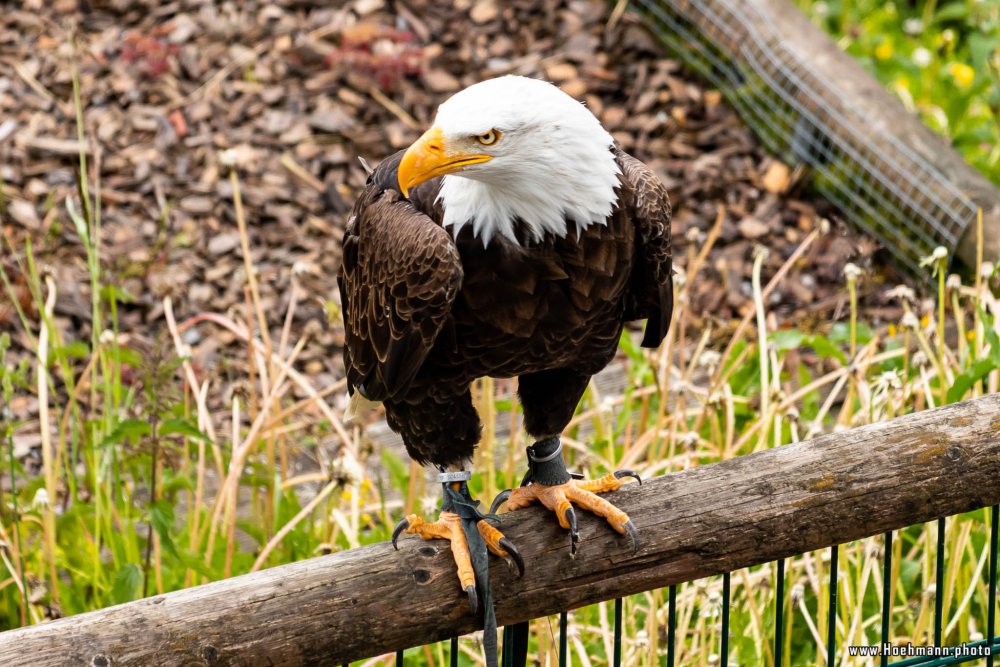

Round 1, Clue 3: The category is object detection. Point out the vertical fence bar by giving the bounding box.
[721,573,731,667]
[396,650,403,667]
[450,637,458,667]
[559,611,568,667]
[502,626,512,667]
[881,531,893,667]
[827,545,838,666]
[667,585,677,667]
[935,517,946,646]
[614,598,623,667]
[774,559,784,667]
[988,505,998,667]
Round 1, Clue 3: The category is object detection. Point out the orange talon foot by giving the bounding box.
[477,517,525,577]
[495,472,640,556]
[393,511,476,611]
[392,511,522,611]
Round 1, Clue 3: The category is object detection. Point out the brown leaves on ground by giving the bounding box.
[0,0,899,406]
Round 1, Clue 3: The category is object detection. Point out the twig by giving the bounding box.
[368,86,420,130]
[36,275,59,604]
[280,153,325,192]
[13,62,55,105]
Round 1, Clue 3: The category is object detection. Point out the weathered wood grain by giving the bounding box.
[3,394,1000,665]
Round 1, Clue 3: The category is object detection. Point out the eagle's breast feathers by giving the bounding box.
[338,145,673,403]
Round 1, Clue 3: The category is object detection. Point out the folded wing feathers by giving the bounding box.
[340,184,463,401]
[616,149,674,349]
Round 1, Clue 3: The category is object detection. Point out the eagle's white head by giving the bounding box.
[397,75,620,246]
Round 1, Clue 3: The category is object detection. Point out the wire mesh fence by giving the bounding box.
[630,0,978,275]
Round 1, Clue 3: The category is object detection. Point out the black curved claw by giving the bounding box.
[391,517,410,550]
[499,537,525,578]
[623,520,641,554]
[565,505,579,557]
[465,584,478,616]
[490,489,512,515]
[614,469,642,486]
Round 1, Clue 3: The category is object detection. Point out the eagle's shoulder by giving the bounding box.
[356,149,445,223]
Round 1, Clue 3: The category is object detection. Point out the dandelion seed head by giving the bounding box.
[903,18,924,35]
[887,285,916,302]
[790,582,804,604]
[32,488,49,510]
[901,311,920,330]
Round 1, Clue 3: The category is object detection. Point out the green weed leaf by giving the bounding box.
[110,563,142,605]
[150,498,179,559]
[161,418,211,442]
[99,419,151,448]
[947,358,997,405]
[381,448,409,494]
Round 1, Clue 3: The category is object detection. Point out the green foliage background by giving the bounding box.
[797,0,1000,184]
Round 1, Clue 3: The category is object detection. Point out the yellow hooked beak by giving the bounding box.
[397,126,493,197]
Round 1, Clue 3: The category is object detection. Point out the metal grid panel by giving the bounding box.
[631,0,978,275]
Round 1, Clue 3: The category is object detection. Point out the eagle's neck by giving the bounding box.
[437,143,621,247]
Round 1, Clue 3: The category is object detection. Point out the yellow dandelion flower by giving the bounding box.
[949,62,975,89]
[887,323,897,337]
[341,489,353,502]
[875,42,894,60]
[920,314,931,328]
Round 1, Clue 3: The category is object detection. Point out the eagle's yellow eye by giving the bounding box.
[476,129,500,146]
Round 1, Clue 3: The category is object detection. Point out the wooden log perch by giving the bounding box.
[3,394,1000,665]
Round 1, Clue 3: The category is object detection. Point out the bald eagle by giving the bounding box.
[338,75,672,654]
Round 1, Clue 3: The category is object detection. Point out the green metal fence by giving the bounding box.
[372,503,999,665]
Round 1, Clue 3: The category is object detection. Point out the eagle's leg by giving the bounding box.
[392,473,523,614]
[491,437,640,556]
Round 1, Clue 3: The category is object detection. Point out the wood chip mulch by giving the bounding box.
[0,0,903,423]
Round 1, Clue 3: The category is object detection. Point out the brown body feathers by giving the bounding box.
[338,147,672,467]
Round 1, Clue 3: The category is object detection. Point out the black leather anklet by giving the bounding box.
[525,436,571,486]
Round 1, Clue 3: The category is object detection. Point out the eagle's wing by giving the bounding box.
[616,148,674,349]
[338,158,462,402]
